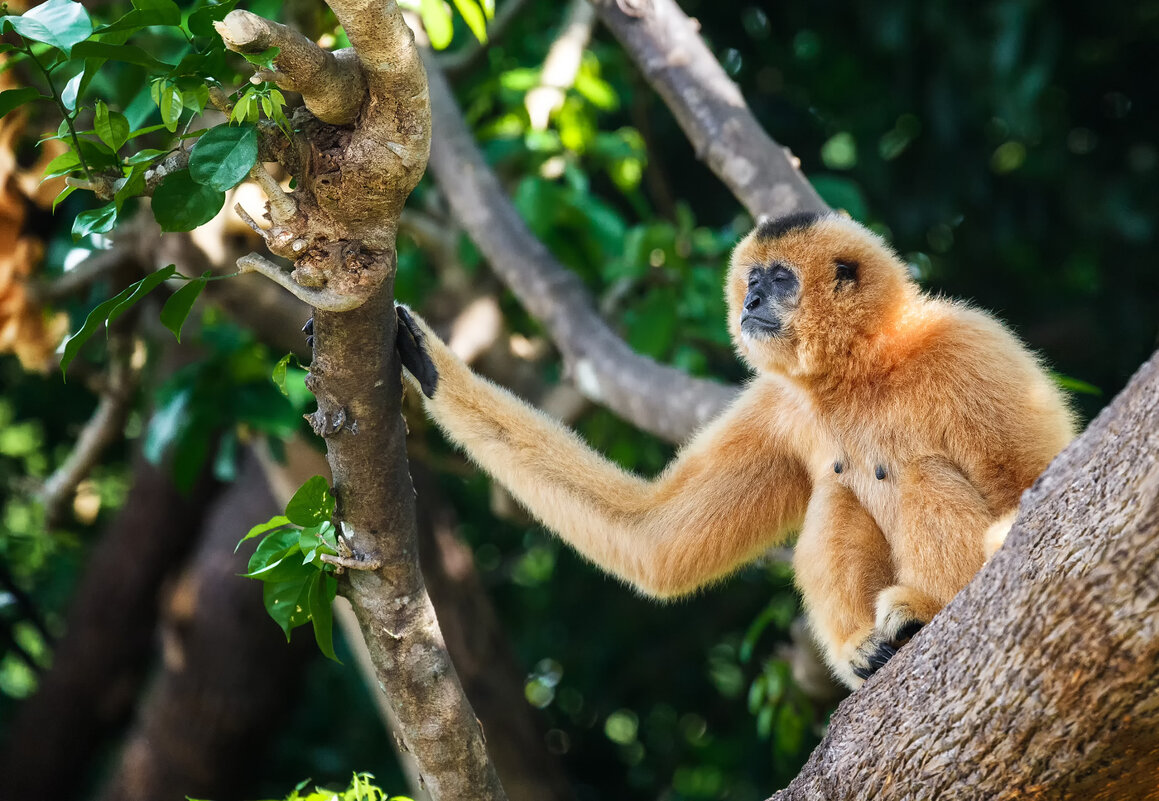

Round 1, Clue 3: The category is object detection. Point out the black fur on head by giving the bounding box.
[754,211,829,241]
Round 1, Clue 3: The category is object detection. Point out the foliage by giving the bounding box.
[192,771,412,801]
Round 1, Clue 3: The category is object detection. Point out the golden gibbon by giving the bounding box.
[395,212,1075,688]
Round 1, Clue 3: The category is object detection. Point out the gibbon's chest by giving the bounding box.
[811,412,913,537]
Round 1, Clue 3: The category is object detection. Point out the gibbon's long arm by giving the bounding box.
[396,307,812,597]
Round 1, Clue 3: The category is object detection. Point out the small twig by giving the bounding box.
[525,0,596,130]
[40,335,140,527]
[320,553,384,572]
[236,252,367,312]
[248,162,297,222]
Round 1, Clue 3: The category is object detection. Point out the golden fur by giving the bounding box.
[399,214,1075,689]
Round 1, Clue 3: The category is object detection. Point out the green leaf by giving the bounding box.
[0,87,46,118]
[187,0,242,38]
[71,202,116,238]
[263,575,313,639]
[451,0,487,43]
[113,163,147,212]
[70,41,175,71]
[272,352,291,396]
[189,124,258,191]
[420,0,453,49]
[285,476,335,528]
[52,184,76,212]
[309,573,339,661]
[124,148,168,166]
[96,0,180,34]
[143,385,191,463]
[94,100,130,152]
[152,168,224,232]
[2,0,93,57]
[155,81,184,132]
[245,527,309,582]
[236,515,291,552]
[60,265,177,376]
[480,0,494,19]
[240,45,279,70]
[61,70,83,112]
[1051,372,1102,396]
[41,149,81,181]
[160,273,208,342]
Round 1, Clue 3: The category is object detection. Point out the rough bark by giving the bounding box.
[218,5,506,799]
[589,0,826,220]
[425,60,735,442]
[96,455,311,801]
[0,455,214,801]
[768,351,1159,800]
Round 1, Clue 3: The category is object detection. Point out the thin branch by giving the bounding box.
[424,58,735,443]
[236,252,367,311]
[589,0,827,219]
[525,0,596,130]
[40,335,139,528]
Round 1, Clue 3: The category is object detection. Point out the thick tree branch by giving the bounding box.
[589,0,826,219]
[217,7,504,800]
[215,11,366,125]
[768,351,1159,799]
[425,59,734,442]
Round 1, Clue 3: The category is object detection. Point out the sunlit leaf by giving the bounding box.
[1,0,92,57]
[71,202,117,239]
[285,476,335,528]
[94,100,130,152]
[236,515,291,552]
[71,40,175,71]
[96,0,180,34]
[451,0,487,43]
[272,352,291,396]
[420,0,453,49]
[262,575,313,639]
[60,70,83,112]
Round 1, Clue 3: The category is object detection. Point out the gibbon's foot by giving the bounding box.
[849,585,935,681]
[302,316,314,349]
[849,620,924,681]
[396,305,439,398]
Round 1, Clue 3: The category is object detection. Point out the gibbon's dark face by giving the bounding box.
[726,213,915,375]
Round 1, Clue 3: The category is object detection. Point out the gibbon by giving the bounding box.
[395,212,1075,689]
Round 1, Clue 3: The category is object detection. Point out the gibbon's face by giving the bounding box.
[725,213,915,376]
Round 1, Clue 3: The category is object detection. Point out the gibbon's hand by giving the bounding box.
[395,305,439,399]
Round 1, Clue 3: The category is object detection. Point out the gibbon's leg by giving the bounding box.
[891,455,996,606]
[857,455,997,673]
[394,306,812,598]
[793,481,894,689]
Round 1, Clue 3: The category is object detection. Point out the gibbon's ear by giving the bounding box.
[835,260,858,286]
[396,305,439,399]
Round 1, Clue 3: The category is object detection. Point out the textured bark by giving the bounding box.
[0,456,213,801]
[96,455,310,801]
[425,61,735,442]
[589,0,826,219]
[768,351,1159,800]
[217,3,506,797]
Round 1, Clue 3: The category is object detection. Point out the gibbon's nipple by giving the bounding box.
[875,465,887,480]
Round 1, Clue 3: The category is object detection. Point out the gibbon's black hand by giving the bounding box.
[395,306,439,399]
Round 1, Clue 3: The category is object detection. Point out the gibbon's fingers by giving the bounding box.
[395,305,439,399]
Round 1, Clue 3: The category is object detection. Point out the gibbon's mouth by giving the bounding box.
[740,313,782,337]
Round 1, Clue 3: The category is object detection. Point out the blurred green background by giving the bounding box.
[0,0,1155,799]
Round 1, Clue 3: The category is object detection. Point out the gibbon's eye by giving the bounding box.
[835,260,858,285]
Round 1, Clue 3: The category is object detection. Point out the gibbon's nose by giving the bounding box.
[744,292,763,311]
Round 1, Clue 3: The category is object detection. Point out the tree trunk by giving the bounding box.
[96,453,312,801]
[0,455,214,801]
[768,350,1159,800]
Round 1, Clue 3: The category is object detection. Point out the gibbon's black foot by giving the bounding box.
[850,619,925,681]
[302,317,314,349]
[395,306,439,399]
